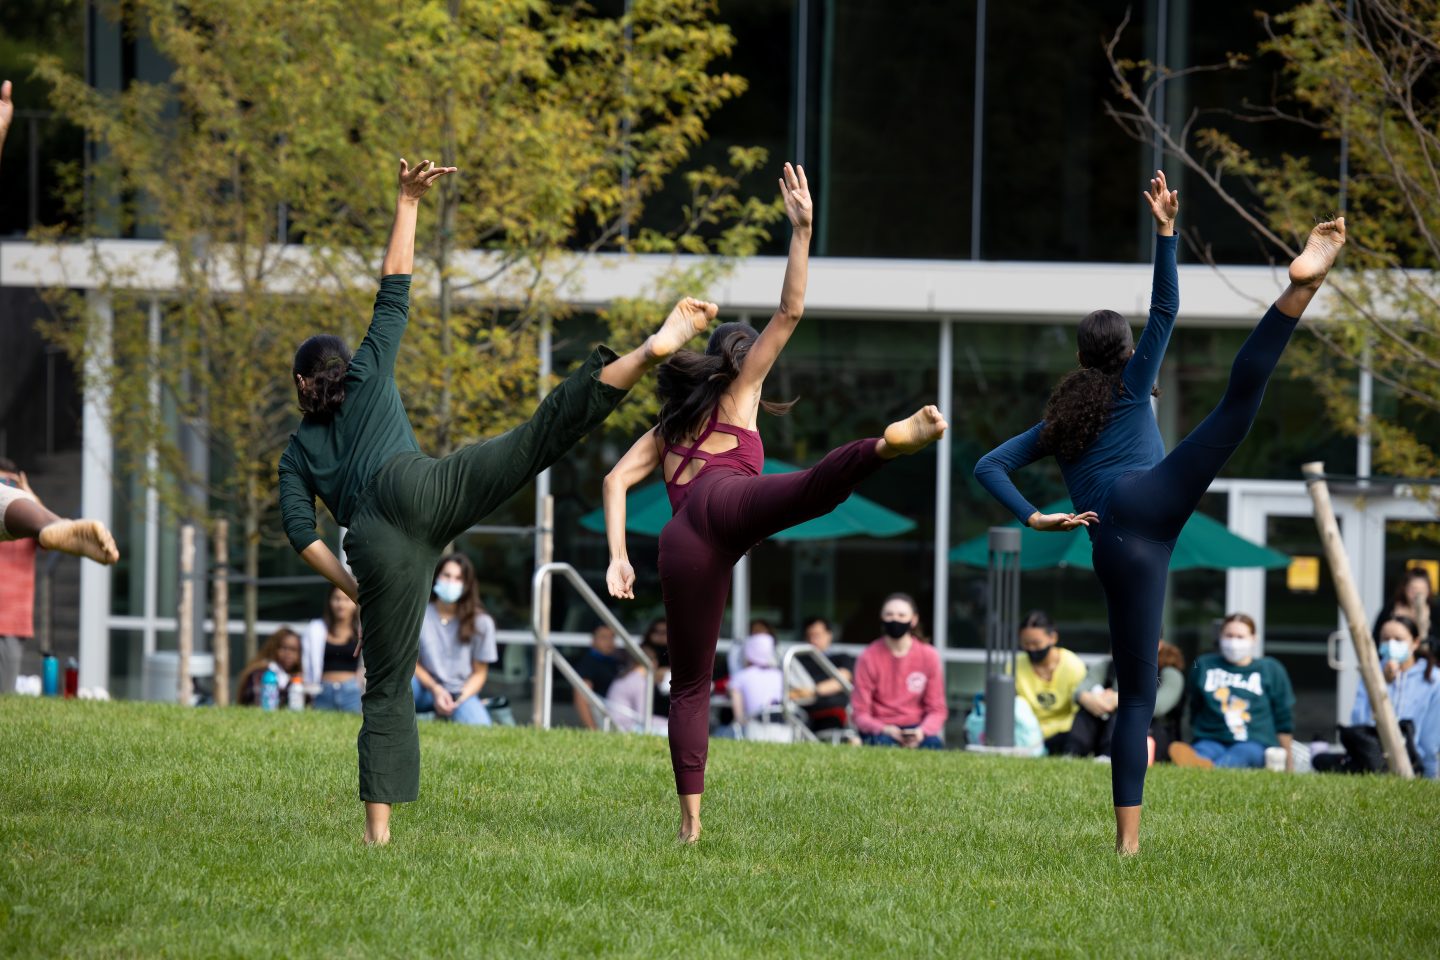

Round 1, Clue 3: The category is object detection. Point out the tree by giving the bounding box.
[1103,0,1440,499]
[33,0,781,672]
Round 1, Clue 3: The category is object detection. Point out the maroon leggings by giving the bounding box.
[657,438,886,794]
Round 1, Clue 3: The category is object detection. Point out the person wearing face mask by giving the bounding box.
[851,593,947,749]
[1314,615,1440,778]
[411,553,498,726]
[1171,613,1295,769]
[1013,610,1089,756]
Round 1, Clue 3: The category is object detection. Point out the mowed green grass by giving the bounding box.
[1,699,1437,959]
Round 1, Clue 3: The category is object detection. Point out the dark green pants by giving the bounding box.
[343,347,626,803]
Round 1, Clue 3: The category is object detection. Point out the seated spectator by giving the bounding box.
[728,618,776,680]
[1066,638,1186,760]
[412,553,499,725]
[1013,610,1087,756]
[728,632,785,729]
[606,639,670,735]
[852,593,946,749]
[574,624,626,730]
[237,627,303,706]
[789,616,855,732]
[643,618,671,718]
[304,585,362,713]
[1374,568,1435,648]
[1171,613,1295,769]
[1314,615,1440,778]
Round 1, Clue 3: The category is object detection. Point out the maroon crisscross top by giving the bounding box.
[662,408,764,510]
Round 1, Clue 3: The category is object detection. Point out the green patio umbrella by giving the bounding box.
[579,458,916,540]
[949,498,1290,572]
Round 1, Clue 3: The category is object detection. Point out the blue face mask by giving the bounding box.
[433,580,464,605]
[1382,639,1412,665]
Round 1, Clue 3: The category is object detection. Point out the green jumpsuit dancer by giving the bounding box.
[278,158,718,842]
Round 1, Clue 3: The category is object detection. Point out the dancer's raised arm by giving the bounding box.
[732,163,813,396]
[381,158,455,277]
[347,159,457,385]
[1124,171,1180,400]
[604,429,662,599]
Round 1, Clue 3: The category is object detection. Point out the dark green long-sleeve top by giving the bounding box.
[278,275,420,553]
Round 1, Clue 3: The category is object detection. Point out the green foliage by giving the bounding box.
[1107,0,1440,496]
[31,0,780,553]
[2,698,1438,957]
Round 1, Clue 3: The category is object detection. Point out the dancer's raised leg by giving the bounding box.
[598,298,720,391]
[1,492,118,565]
[707,406,948,553]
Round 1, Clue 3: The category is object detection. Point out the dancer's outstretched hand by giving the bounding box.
[606,558,636,600]
[779,162,812,231]
[397,158,457,200]
[1142,169,1178,228]
[1028,510,1099,532]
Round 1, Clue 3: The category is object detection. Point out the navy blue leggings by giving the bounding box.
[1094,304,1298,807]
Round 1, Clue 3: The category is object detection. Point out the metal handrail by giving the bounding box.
[532,562,655,734]
[780,643,854,744]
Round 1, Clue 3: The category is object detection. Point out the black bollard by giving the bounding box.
[984,526,1021,747]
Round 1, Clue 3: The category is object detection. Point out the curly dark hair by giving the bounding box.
[1038,309,1157,461]
[655,321,795,447]
[292,334,352,419]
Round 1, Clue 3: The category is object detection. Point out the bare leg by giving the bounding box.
[876,405,948,459]
[1115,805,1141,856]
[364,801,391,845]
[598,298,720,391]
[1274,218,1346,319]
[4,500,119,565]
[678,793,702,844]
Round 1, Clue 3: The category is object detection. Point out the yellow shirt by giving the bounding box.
[1015,648,1087,739]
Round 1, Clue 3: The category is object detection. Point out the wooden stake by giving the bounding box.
[178,523,195,707]
[1302,462,1413,778]
[213,518,230,706]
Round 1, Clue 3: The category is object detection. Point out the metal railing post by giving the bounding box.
[780,643,854,744]
[531,562,655,734]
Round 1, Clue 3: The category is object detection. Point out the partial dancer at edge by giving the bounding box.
[278,158,716,845]
[603,162,949,844]
[0,80,118,567]
[974,170,1345,854]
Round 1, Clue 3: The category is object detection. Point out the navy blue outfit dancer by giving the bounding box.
[974,171,1346,854]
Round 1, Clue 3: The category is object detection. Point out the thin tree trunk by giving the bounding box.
[213,517,230,706]
[243,480,260,664]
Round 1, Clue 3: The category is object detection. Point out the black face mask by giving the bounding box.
[650,643,670,667]
[1025,644,1053,664]
[881,620,912,639]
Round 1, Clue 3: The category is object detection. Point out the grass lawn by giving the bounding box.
[2,698,1437,958]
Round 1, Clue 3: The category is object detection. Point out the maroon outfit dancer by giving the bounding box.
[603,162,948,843]
[658,411,885,794]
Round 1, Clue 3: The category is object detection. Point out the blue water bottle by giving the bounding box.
[260,669,280,711]
[41,653,60,697]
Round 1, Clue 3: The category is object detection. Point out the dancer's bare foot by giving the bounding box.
[646,298,719,361]
[878,405,948,459]
[364,829,391,846]
[1288,218,1346,286]
[364,801,391,846]
[37,519,119,564]
[677,819,701,845]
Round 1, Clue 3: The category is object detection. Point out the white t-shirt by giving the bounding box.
[417,605,498,696]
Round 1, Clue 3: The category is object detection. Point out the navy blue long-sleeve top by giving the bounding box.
[277,275,421,553]
[973,234,1179,526]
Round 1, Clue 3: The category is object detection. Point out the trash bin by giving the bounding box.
[142,651,215,704]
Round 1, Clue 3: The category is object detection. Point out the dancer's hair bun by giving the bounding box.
[293,335,353,419]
